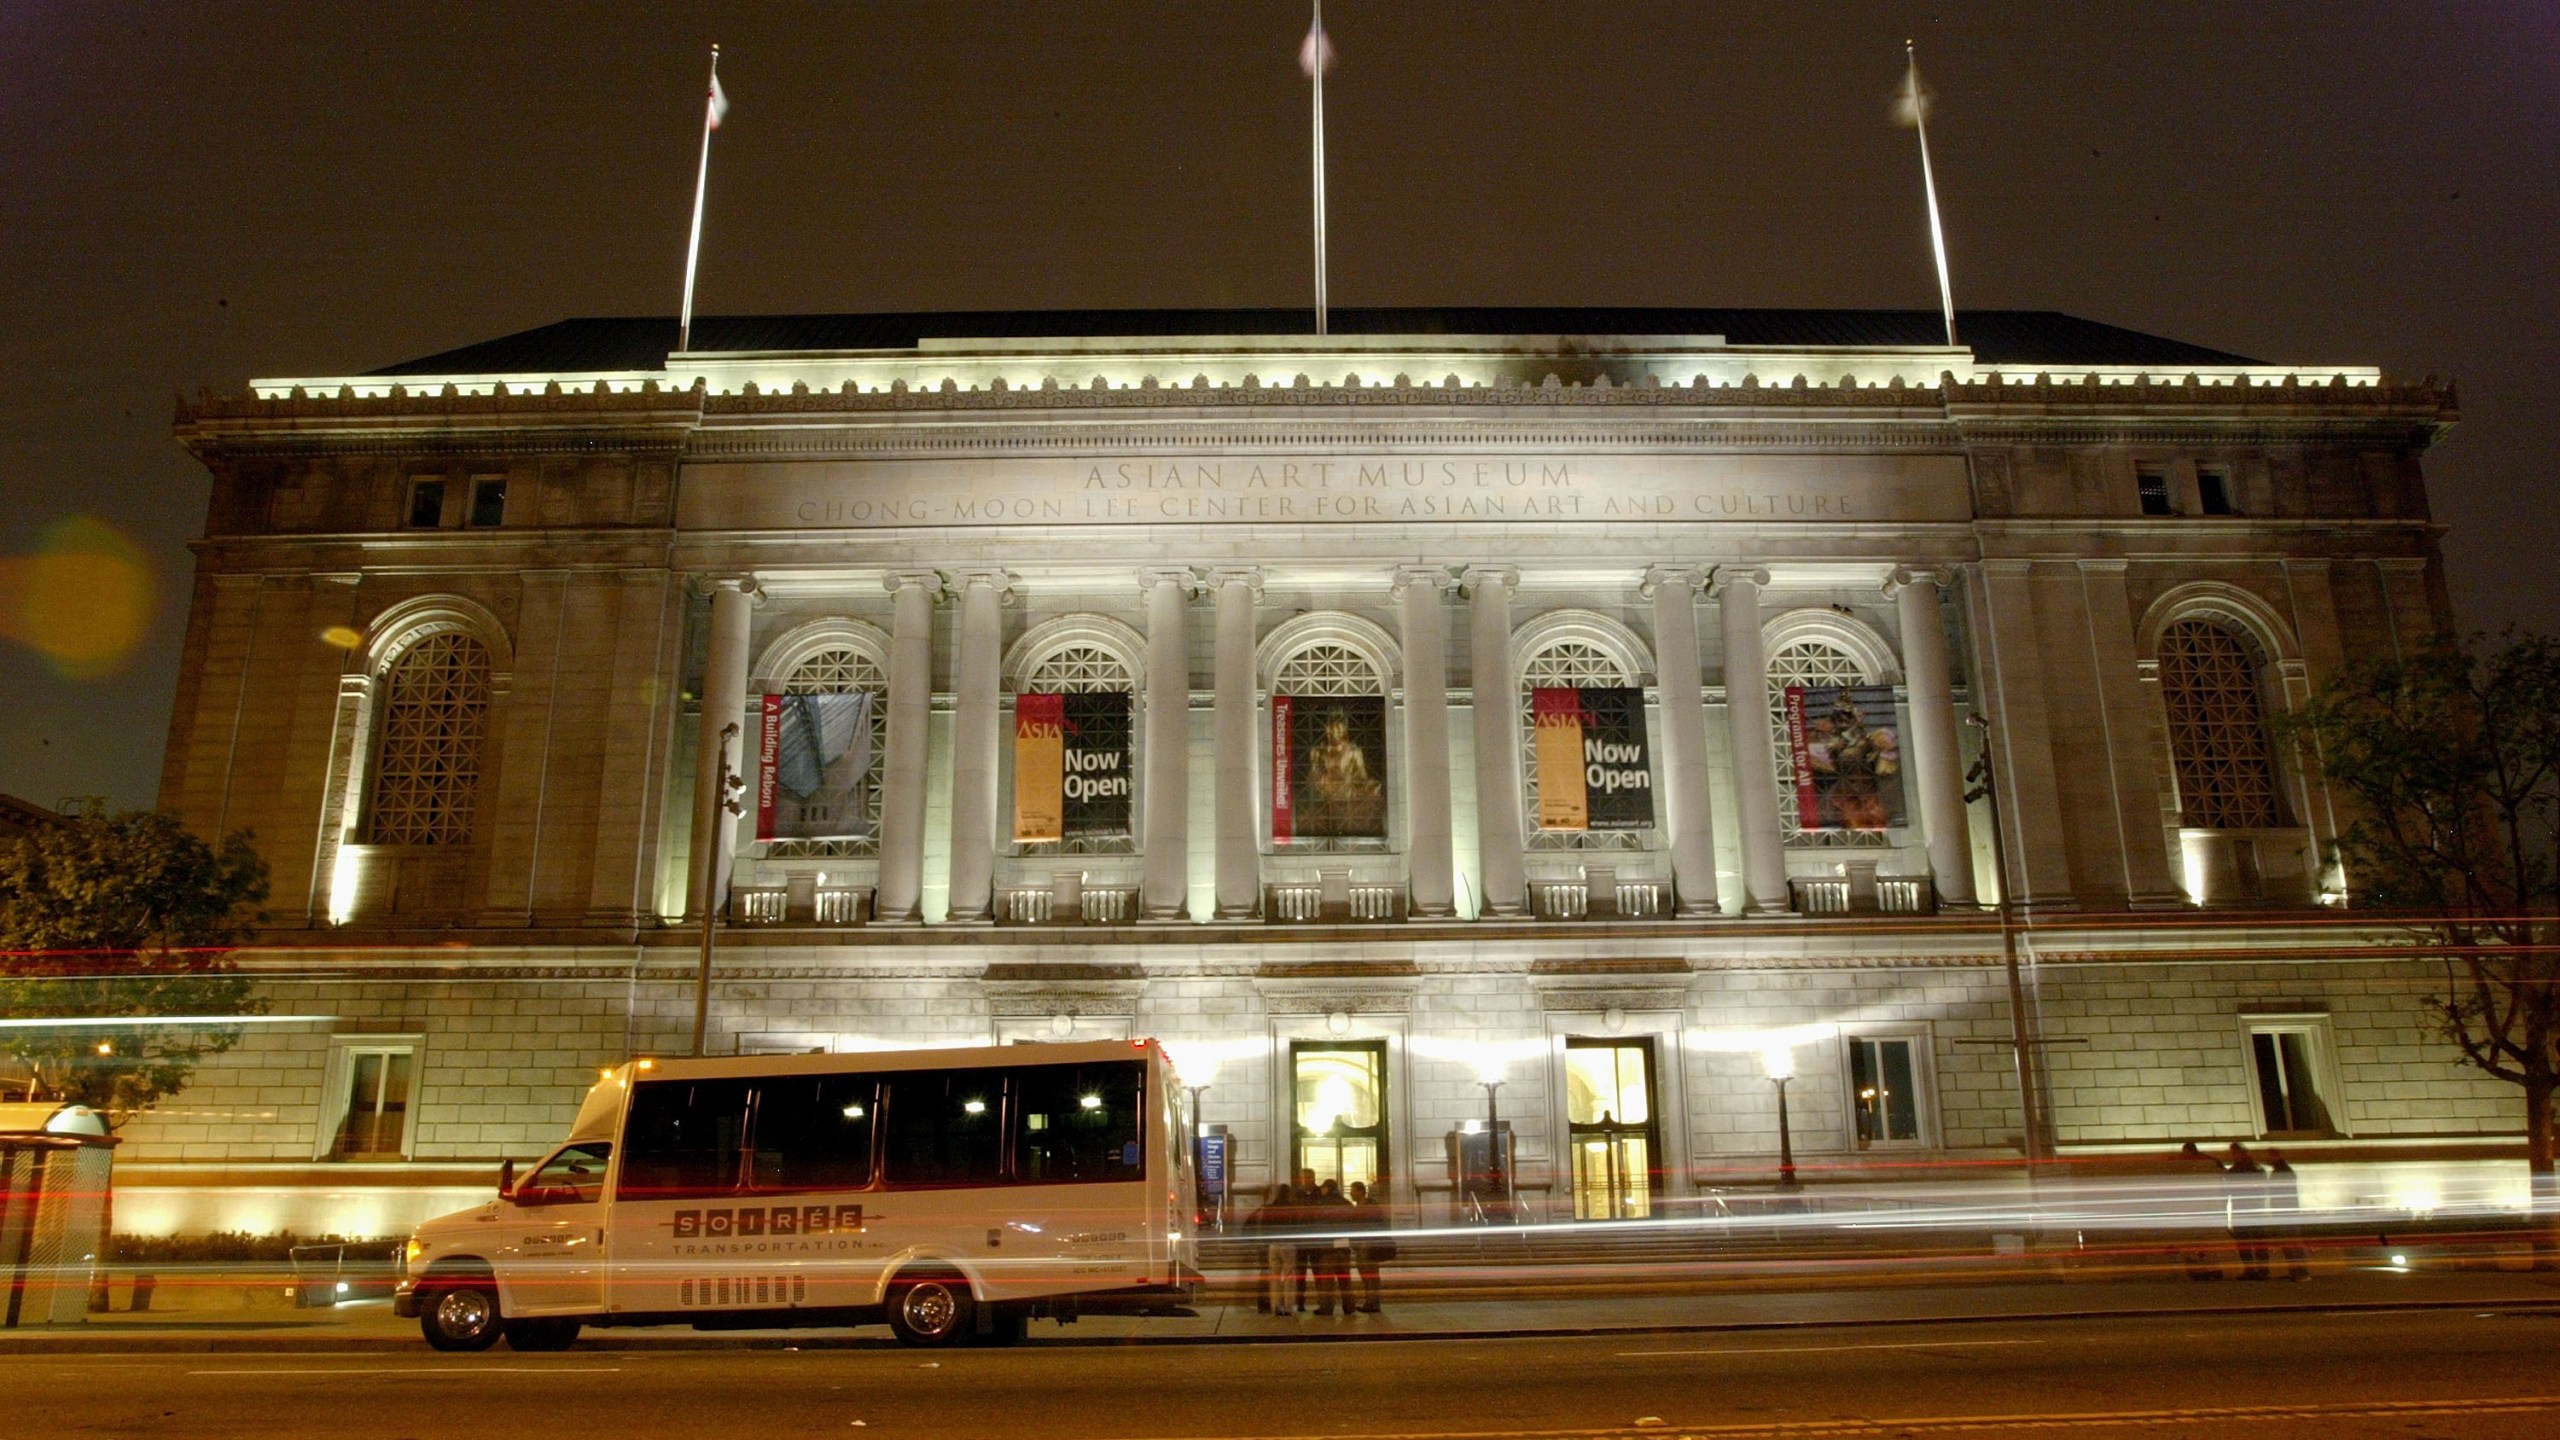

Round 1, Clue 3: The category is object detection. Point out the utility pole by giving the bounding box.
[691,722,745,1057]
[1965,713,2050,1167]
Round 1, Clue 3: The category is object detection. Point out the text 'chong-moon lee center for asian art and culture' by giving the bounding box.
[129,306,2505,1236]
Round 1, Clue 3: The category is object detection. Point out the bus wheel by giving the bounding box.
[504,1319,581,1351]
[885,1271,973,1348]
[419,1277,504,1352]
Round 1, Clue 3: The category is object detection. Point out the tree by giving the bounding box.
[2281,631,2560,1235]
[0,810,269,1126]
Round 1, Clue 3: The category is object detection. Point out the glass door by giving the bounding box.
[1292,1041,1387,1191]
[1565,1038,1659,1220]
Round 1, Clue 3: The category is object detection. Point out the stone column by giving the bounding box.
[1139,568,1199,919]
[688,576,757,920]
[1712,566,1788,913]
[1395,566,1458,918]
[1889,566,1977,907]
[1209,567,1264,919]
[873,570,940,924]
[943,568,1012,922]
[1460,567,1526,916]
[1643,565,1722,916]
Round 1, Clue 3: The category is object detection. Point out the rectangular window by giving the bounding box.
[2197,468,2237,515]
[406,478,447,528]
[1848,1036,1925,1146]
[324,1043,416,1159]
[748,1073,877,1192]
[2246,1021,2339,1137]
[618,1078,750,1199]
[2137,466,2173,516]
[467,476,509,528]
[1012,1060,1147,1185]
[881,1071,1005,1188]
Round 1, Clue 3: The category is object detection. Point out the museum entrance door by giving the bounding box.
[1292,1040,1387,1193]
[1565,1037,1660,1220]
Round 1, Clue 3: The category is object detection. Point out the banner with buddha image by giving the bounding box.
[1270,694,1388,841]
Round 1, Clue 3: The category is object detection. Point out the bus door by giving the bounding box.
[1005,1059,1154,1291]
[501,1141,611,1316]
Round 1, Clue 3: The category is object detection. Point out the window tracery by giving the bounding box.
[2158,618,2282,829]
[766,645,885,858]
[367,631,491,846]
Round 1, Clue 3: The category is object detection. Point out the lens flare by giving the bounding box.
[320,625,365,650]
[0,517,156,677]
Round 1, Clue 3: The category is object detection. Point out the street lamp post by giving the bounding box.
[1479,1078,1508,1219]
[1965,713,2051,1168]
[691,722,745,1058]
[1764,1046,1800,1192]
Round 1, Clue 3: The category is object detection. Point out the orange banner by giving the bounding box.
[1532,687,1588,831]
[1013,693,1064,842]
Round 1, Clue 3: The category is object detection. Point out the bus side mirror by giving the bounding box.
[499,1159,516,1197]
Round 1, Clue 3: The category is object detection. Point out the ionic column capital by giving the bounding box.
[944,567,1018,604]
[1205,565,1265,599]
[1707,565,1770,599]
[1885,564,1958,597]
[884,569,943,599]
[1639,564,1710,599]
[1391,564,1456,598]
[1456,565,1519,597]
[1137,566,1203,599]
[691,573,765,604]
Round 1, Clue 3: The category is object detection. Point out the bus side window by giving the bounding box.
[1013,1061,1145,1184]
[751,1075,878,1191]
[881,1072,1004,1188]
[619,1078,751,1200]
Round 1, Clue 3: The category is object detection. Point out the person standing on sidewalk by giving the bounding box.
[2223,1142,2271,1280]
[2175,1142,2225,1280]
[1307,1178,1357,1316]
[1244,1183,1291,1313]
[2265,1150,2313,1280]
[1288,1168,1324,1312]
[1346,1180,1393,1314]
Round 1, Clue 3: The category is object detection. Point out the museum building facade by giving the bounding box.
[120,307,2508,1237]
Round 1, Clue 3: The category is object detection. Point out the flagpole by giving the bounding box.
[1906,40,1957,348]
[1308,2,1329,336]
[678,44,722,356]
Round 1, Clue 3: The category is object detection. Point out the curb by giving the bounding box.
[9,1293,2560,1355]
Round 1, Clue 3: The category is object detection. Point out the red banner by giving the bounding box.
[1270,694,1294,842]
[755,693,783,840]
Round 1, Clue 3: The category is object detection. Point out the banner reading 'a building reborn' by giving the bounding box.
[756,691,875,841]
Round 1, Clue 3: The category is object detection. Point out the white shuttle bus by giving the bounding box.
[394,1039,1200,1350]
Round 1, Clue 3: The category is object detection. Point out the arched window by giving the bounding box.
[768,645,886,858]
[2158,618,2282,829]
[367,631,492,846]
[1271,641,1390,850]
[1019,642,1137,855]
[1522,640,1645,852]
[1767,638,1890,848]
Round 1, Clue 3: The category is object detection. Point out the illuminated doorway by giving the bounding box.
[1291,1041,1387,1191]
[1565,1038,1659,1219]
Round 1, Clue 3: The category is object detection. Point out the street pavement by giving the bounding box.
[8,1302,2560,1439]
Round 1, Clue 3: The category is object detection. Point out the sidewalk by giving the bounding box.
[10,1262,2560,1353]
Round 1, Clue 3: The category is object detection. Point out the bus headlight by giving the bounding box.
[404,1239,425,1272]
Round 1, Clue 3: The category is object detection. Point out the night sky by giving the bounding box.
[2,3,2553,813]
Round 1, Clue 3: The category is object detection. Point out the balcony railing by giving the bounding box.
[996,885,1140,925]
[1529,869,1672,920]
[729,884,870,925]
[1788,864,1936,917]
[1266,872,1406,923]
